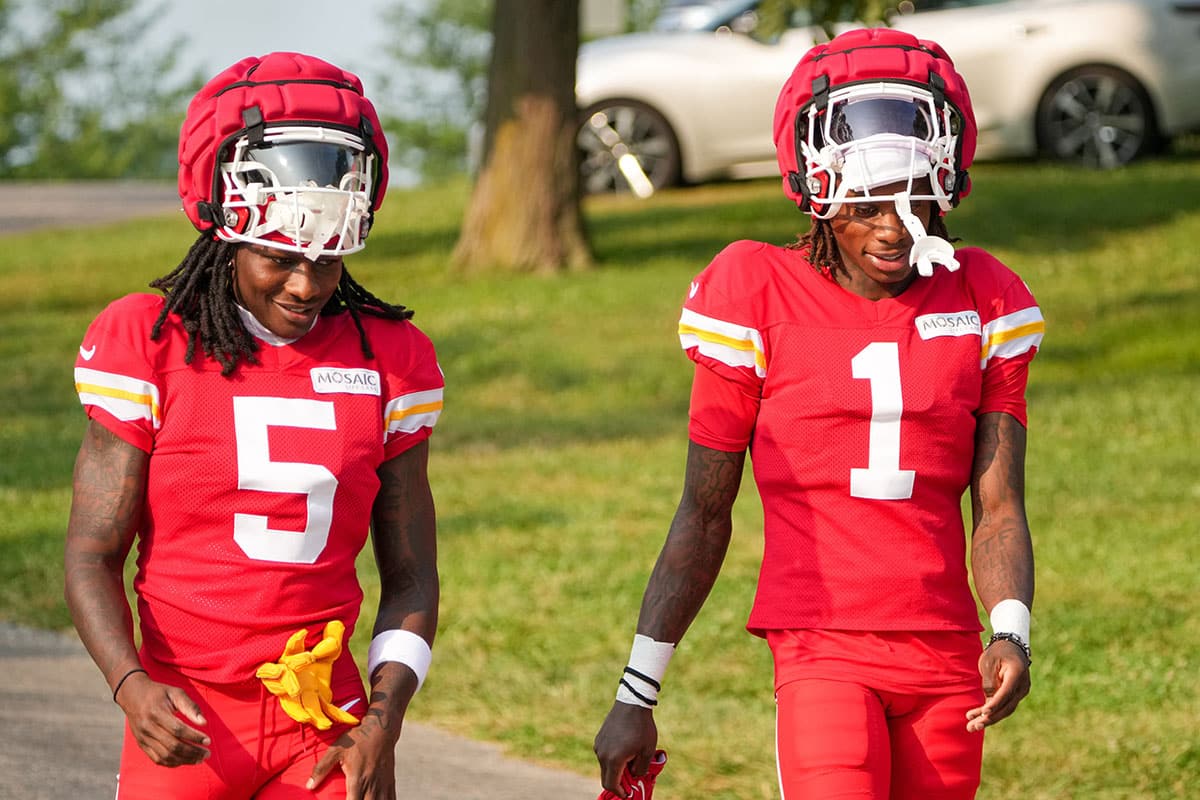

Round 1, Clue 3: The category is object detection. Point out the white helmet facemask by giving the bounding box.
[217,126,374,260]
[800,83,962,274]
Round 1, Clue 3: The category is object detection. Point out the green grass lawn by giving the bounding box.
[2,156,1198,799]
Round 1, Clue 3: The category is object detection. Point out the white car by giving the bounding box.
[576,0,1200,194]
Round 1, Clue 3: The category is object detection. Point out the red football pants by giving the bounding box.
[116,655,367,799]
[770,630,985,800]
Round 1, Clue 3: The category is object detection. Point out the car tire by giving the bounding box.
[1035,65,1161,168]
[577,99,682,195]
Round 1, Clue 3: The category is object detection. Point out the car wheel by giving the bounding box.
[1035,65,1160,168]
[578,100,682,196]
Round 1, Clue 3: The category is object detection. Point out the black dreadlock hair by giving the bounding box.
[790,214,955,276]
[149,232,414,376]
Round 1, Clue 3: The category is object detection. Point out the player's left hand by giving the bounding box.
[966,638,1031,732]
[306,661,414,799]
[306,720,397,800]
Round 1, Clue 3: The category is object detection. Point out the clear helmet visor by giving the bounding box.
[218,128,375,259]
[826,97,935,145]
[241,141,368,193]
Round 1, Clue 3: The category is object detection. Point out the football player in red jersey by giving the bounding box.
[64,52,442,800]
[595,29,1042,800]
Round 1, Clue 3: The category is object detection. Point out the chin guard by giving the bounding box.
[894,192,959,277]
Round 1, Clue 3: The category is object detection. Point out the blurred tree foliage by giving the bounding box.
[757,0,896,39]
[376,0,493,183]
[376,0,667,184]
[0,0,198,179]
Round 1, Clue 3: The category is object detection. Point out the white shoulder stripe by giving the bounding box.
[678,308,766,378]
[384,387,444,438]
[74,367,161,428]
[981,306,1045,368]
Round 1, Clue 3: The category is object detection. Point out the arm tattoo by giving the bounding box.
[970,413,1034,608]
[639,443,745,641]
[371,440,438,637]
[64,421,149,683]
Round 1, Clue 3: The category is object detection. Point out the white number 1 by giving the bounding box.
[850,342,915,500]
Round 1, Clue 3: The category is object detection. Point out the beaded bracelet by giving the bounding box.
[987,632,1031,664]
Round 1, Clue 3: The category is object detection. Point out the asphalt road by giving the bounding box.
[0,182,599,800]
[0,181,184,234]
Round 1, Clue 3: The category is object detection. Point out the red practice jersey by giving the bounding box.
[679,241,1043,635]
[74,294,444,685]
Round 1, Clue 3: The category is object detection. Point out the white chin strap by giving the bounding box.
[893,191,959,277]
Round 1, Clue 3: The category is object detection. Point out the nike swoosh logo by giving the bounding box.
[79,345,96,360]
[689,282,699,298]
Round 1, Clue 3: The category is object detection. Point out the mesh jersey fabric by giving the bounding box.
[74,293,444,685]
[679,241,1043,634]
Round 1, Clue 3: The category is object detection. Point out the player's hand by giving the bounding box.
[115,672,211,766]
[306,719,398,800]
[966,639,1031,732]
[594,702,658,799]
[306,661,413,800]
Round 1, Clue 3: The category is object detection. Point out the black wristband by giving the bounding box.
[987,632,1031,663]
[112,667,148,702]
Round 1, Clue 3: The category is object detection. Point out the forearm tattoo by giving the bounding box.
[970,413,1034,605]
[371,442,438,632]
[640,443,745,640]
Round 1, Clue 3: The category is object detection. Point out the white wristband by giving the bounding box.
[615,634,675,709]
[367,630,432,692]
[989,599,1031,647]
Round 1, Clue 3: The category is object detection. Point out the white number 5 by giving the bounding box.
[232,396,338,563]
[850,342,915,500]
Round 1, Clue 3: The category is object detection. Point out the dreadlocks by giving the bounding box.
[790,214,955,276]
[149,232,413,376]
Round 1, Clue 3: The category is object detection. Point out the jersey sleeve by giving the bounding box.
[968,249,1045,426]
[74,294,166,453]
[375,320,445,460]
[679,241,766,451]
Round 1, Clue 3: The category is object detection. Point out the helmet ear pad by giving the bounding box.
[789,170,832,216]
[224,205,252,235]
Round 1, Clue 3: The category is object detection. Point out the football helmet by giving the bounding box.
[178,52,389,259]
[773,29,976,273]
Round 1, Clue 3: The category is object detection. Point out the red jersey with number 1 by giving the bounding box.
[679,241,1043,635]
[74,293,443,685]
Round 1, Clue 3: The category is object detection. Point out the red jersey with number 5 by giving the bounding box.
[679,241,1042,634]
[74,293,443,685]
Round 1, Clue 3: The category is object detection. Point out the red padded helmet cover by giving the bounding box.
[773,28,976,206]
[178,52,389,232]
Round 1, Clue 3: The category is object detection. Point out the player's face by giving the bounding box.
[829,178,937,300]
[233,244,344,338]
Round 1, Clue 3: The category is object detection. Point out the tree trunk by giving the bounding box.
[453,0,591,273]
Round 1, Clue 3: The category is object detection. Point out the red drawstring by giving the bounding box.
[253,681,268,790]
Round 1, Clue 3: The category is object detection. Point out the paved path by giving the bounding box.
[0,184,599,798]
[0,181,183,234]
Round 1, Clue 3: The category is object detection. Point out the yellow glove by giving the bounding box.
[256,620,360,730]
